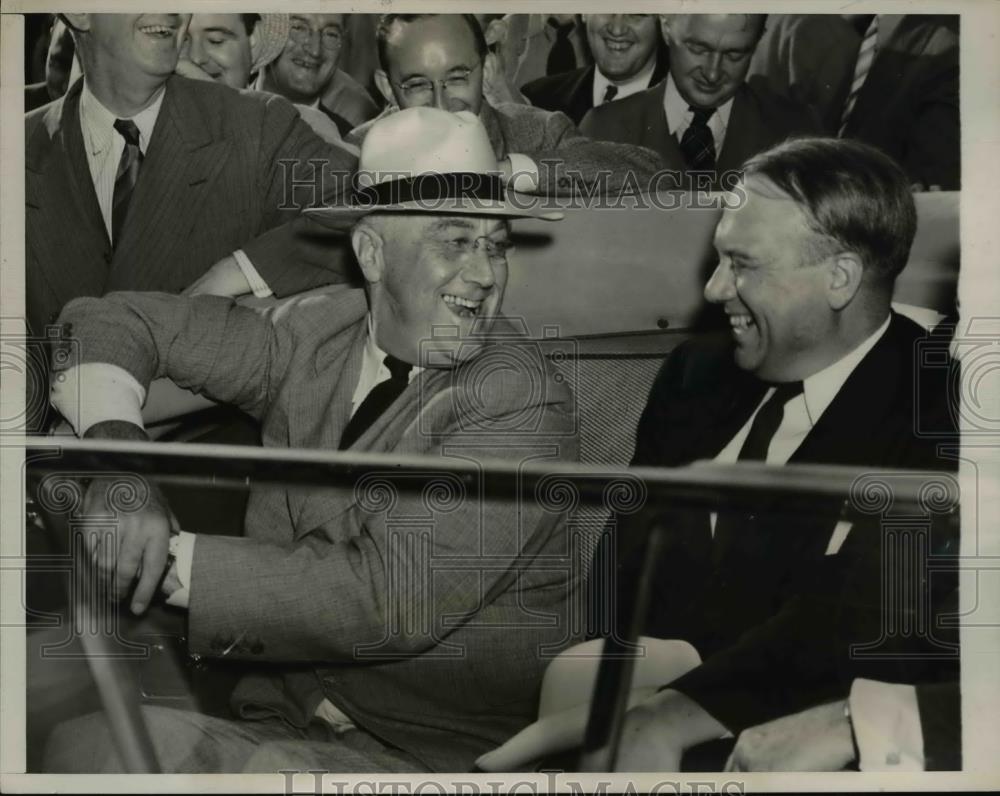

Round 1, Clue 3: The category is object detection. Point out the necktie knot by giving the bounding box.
[602,84,619,104]
[384,355,413,383]
[113,118,142,149]
[689,105,715,127]
[769,380,804,406]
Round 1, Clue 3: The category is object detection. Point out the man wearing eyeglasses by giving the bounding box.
[349,13,667,196]
[256,13,378,139]
[581,14,820,190]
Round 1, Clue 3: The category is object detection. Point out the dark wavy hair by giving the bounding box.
[742,137,917,284]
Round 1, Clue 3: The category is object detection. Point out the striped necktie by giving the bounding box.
[112,118,144,247]
[838,16,880,137]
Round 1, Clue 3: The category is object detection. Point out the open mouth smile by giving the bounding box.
[443,293,485,319]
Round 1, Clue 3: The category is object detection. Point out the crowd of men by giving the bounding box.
[23,12,961,775]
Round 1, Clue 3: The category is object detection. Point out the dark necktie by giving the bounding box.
[339,355,413,450]
[546,18,577,76]
[737,381,804,462]
[713,381,804,554]
[112,118,143,247]
[602,84,619,104]
[679,106,716,172]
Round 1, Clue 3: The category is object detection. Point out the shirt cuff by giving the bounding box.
[51,363,146,437]
[232,248,274,298]
[506,153,539,194]
[164,531,196,609]
[850,678,925,771]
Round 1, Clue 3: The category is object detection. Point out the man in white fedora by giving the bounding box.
[43,107,580,773]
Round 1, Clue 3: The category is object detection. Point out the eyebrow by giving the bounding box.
[683,36,753,55]
[398,63,475,83]
[201,25,238,36]
[429,219,476,233]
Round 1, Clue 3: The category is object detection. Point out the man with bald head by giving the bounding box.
[349,13,667,196]
[581,13,819,189]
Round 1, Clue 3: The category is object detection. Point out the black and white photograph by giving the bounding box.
[1,2,997,793]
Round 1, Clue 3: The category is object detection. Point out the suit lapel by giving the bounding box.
[644,87,685,169]
[110,77,231,289]
[25,81,111,323]
[567,65,596,123]
[717,85,765,174]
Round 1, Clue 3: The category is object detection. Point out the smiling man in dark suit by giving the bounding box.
[43,107,579,774]
[477,137,958,773]
[581,14,820,189]
[521,14,669,125]
[25,12,358,339]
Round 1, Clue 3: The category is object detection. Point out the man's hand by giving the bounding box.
[82,476,177,615]
[183,254,252,298]
[724,700,855,772]
[613,689,729,772]
[81,420,178,615]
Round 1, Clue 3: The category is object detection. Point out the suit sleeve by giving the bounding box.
[239,93,359,297]
[916,681,962,770]
[510,105,666,195]
[184,355,580,663]
[55,292,292,422]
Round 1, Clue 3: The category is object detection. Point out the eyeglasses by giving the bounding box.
[443,234,515,263]
[288,19,343,51]
[394,64,481,102]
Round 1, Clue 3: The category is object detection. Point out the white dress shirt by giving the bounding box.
[79,80,164,242]
[663,74,735,158]
[78,80,271,296]
[710,315,891,545]
[592,57,659,107]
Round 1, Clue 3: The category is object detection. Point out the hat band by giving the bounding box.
[352,172,505,209]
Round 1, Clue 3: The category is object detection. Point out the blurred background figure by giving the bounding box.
[522,13,668,124]
[581,14,819,188]
[24,16,77,111]
[178,13,287,89]
[256,13,378,138]
[747,14,860,134]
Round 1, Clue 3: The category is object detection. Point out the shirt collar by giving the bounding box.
[800,314,891,425]
[361,314,422,386]
[79,78,165,156]
[663,73,735,136]
[592,56,659,106]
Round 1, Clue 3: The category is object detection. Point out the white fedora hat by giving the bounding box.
[304,107,564,227]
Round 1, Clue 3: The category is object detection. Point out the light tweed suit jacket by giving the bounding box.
[347,100,667,195]
[25,75,359,336]
[57,286,581,772]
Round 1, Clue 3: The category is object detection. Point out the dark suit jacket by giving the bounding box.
[521,52,669,125]
[838,15,960,190]
[348,100,667,195]
[580,79,821,186]
[25,75,358,336]
[917,681,961,770]
[597,313,959,732]
[57,286,580,772]
[25,81,52,114]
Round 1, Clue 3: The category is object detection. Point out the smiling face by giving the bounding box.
[267,13,343,103]
[354,214,511,367]
[705,176,839,382]
[585,14,660,83]
[382,16,484,115]
[662,14,762,110]
[180,14,253,89]
[84,14,188,84]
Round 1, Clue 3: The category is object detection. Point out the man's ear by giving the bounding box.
[61,13,90,33]
[659,15,675,44]
[374,69,395,106]
[827,252,864,310]
[351,222,385,285]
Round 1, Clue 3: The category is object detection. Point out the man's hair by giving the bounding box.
[742,137,917,284]
[375,14,487,71]
[240,13,261,36]
[664,13,768,41]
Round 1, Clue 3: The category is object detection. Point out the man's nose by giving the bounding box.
[606,15,629,36]
[703,53,723,83]
[302,29,322,57]
[704,261,735,303]
[185,36,208,66]
[431,82,449,111]
[463,247,498,288]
